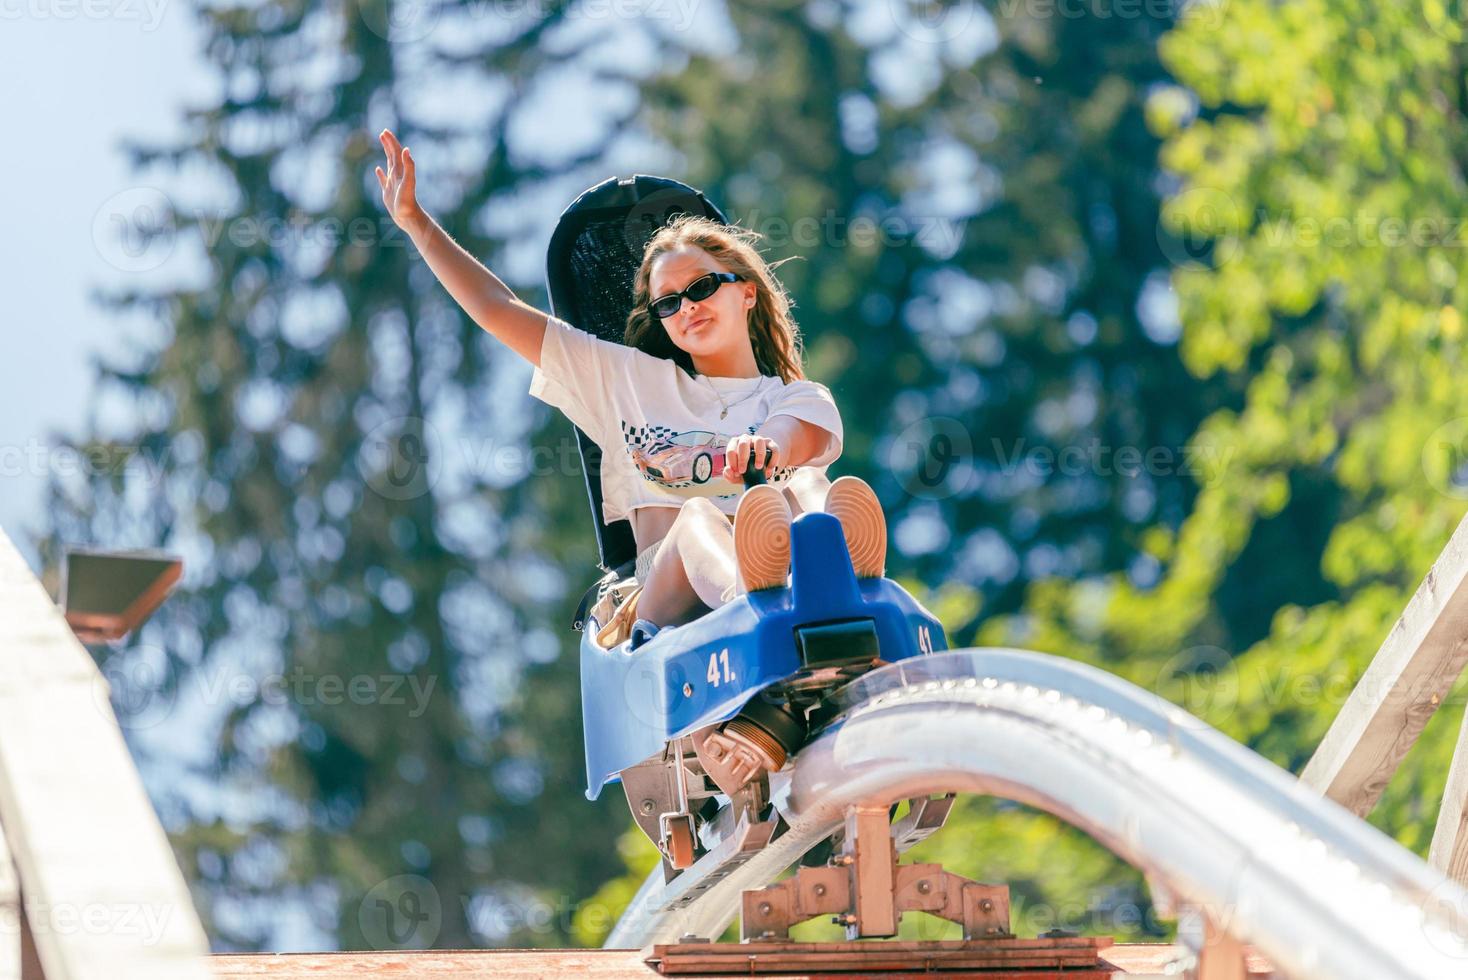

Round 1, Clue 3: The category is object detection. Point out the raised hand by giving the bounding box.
[375,129,422,232]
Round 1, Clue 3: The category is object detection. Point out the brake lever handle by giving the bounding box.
[741,464,768,489]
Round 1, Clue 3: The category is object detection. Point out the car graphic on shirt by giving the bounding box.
[628,429,729,485]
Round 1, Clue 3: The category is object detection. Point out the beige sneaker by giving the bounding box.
[733,484,793,592]
[823,476,887,578]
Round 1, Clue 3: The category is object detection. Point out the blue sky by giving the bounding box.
[0,4,210,572]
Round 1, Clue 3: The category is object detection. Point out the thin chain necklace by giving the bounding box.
[701,374,764,419]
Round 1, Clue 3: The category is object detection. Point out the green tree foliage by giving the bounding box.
[985,0,1468,857]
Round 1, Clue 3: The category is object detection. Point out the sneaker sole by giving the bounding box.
[733,485,792,592]
[825,476,887,578]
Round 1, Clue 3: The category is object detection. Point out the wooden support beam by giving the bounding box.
[0,529,209,980]
[1429,699,1468,882]
[1301,512,1468,816]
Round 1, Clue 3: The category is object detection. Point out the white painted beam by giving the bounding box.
[0,529,209,980]
[0,820,20,980]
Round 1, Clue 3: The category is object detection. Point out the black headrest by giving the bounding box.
[543,175,729,574]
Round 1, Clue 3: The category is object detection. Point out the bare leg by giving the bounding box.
[636,498,742,627]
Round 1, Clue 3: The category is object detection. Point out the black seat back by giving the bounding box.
[543,175,730,578]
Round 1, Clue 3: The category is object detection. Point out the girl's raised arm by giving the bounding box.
[376,128,548,368]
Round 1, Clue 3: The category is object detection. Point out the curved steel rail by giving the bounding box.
[606,648,1468,979]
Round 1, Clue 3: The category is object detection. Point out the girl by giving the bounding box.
[376,130,886,647]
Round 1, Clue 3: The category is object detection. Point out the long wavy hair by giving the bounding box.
[625,214,806,382]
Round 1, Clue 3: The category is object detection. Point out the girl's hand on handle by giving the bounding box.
[723,434,782,485]
[376,129,423,233]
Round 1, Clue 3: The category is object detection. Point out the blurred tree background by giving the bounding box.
[35,0,1468,953]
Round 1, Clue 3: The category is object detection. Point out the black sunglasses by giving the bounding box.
[648,271,743,320]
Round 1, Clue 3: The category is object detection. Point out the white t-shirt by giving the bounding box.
[529,315,843,524]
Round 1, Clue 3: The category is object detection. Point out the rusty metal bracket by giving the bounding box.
[691,724,775,799]
[891,793,956,851]
[740,803,1012,942]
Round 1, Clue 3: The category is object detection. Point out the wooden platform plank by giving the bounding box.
[1301,512,1468,816]
[647,936,1113,975]
[210,944,1277,978]
[0,529,210,980]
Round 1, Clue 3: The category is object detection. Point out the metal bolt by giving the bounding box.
[831,914,857,925]
[640,799,656,814]
[980,899,994,912]
[682,682,694,697]
[831,854,855,866]
[916,880,931,895]
[758,902,772,915]
[813,884,826,897]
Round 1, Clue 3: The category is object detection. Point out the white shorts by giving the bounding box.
[633,539,662,586]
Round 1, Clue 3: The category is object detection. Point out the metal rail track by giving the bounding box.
[606,648,1468,979]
